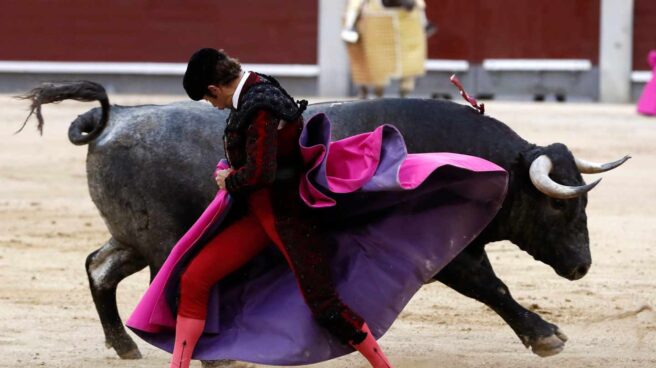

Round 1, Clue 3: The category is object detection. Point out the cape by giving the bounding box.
[126,113,508,365]
[637,51,656,116]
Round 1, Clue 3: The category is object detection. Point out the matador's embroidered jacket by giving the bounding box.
[223,72,307,194]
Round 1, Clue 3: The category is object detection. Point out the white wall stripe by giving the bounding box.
[483,59,592,72]
[425,60,469,72]
[0,61,320,77]
[2,59,606,76]
[631,71,651,83]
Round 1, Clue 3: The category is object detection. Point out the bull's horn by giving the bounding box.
[529,155,602,199]
[575,155,631,174]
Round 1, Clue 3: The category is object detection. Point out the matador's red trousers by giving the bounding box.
[178,187,366,344]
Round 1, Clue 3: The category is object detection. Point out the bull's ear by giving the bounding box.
[519,147,544,169]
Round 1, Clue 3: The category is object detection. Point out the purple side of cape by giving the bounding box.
[127,113,508,365]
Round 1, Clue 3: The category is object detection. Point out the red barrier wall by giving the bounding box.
[2,1,652,70]
[634,0,656,70]
[0,0,318,64]
[424,0,601,64]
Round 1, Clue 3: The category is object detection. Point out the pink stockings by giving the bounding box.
[169,316,205,368]
[351,323,393,368]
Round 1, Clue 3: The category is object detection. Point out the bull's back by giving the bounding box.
[306,99,530,168]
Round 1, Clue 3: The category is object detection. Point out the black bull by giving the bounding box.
[19,81,628,361]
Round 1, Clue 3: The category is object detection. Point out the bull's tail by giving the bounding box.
[16,80,110,145]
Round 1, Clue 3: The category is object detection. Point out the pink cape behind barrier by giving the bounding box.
[637,51,656,116]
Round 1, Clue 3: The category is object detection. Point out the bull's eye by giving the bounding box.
[551,199,567,210]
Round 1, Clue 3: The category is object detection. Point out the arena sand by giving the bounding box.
[1,94,654,368]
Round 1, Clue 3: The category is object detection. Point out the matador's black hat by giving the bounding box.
[183,48,220,101]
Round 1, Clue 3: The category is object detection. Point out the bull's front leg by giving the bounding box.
[433,245,568,357]
[85,237,147,359]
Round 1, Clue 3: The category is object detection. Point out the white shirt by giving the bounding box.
[232,71,251,109]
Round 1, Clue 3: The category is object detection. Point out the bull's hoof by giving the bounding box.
[529,328,569,357]
[107,338,142,360]
[117,347,142,360]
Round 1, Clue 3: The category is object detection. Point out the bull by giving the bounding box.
[18,81,628,361]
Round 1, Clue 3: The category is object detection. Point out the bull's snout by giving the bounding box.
[565,263,590,280]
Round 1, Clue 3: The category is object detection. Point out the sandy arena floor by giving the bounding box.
[0,94,654,368]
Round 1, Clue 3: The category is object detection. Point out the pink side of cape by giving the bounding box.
[637,51,656,116]
[299,125,504,208]
[398,152,504,187]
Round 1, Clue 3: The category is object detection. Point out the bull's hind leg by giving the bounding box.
[433,246,568,357]
[85,238,147,359]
